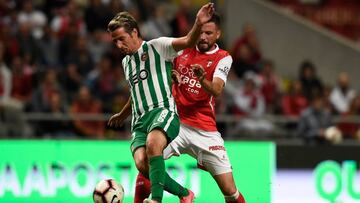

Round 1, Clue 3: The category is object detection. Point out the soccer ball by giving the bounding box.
[324,126,343,144]
[93,179,124,203]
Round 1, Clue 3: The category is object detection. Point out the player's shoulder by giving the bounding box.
[122,55,131,66]
[148,37,173,46]
[178,47,195,56]
[217,47,231,58]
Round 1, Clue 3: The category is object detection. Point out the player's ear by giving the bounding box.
[216,29,221,40]
[131,28,138,38]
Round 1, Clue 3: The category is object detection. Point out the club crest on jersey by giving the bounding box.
[207,60,213,67]
[141,52,148,61]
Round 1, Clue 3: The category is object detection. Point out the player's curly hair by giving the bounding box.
[107,12,142,38]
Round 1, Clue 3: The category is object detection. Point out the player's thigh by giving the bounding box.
[213,172,237,196]
[196,132,233,176]
[146,129,168,156]
[163,124,192,160]
[130,128,147,155]
[145,108,180,143]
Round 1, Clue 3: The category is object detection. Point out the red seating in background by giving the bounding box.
[271,0,360,41]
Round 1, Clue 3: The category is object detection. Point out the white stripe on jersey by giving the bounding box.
[164,111,175,131]
[131,59,145,115]
[160,59,175,111]
[138,51,154,112]
[148,45,164,107]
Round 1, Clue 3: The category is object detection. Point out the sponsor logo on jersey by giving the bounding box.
[206,60,213,67]
[129,69,149,86]
[208,145,226,151]
[219,66,230,75]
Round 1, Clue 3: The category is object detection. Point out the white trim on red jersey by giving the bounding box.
[195,44,219,55]
[213,55,232,84]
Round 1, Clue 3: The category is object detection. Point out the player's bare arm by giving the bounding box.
[191,64,225,97]
[172,3,215,52]
[108,97,131,127]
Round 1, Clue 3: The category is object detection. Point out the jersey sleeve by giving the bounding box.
[121,56,130,81]
[213,55,232,84]
[148,37,178,61]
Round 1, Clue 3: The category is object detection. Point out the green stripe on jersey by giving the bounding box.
[165,61,174,96]
[128,61,141,118]
[134,51,149,112]
[143,43,159,109]
[151,44,170,109]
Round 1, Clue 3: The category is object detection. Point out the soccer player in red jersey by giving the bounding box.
[134,13,246,203]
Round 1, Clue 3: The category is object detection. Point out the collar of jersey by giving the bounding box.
[195,43,219,55]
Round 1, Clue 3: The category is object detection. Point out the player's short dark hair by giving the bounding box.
[107,12,142,38]
[207,12,221,28]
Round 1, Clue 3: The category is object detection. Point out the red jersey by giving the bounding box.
[173,45,232,131]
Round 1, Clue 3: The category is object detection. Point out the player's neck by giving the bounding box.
[131,39,144,54]
[208,44,217,52]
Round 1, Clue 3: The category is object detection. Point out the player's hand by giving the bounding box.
[171,70,182,85]
[196,3,215,25]
[191,64,206,81]
[108,113,125,128]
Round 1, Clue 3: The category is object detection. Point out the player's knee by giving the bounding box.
[146,139,164,156]
[221,185,237,196]
[134,156,148,174]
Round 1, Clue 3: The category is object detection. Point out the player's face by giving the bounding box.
[197,22,220,53]
[111,27,139,55]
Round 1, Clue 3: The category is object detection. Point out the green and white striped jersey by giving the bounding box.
[122,37,178,127]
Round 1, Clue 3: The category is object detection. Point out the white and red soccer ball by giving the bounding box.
[93,179,124,203]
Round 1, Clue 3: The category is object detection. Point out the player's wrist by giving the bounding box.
[195,18,204,27]
[198,75,205,82]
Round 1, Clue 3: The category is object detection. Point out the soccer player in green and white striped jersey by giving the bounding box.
[107,3,215,203]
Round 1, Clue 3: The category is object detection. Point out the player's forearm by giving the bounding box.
[119,97,132,118]
[186,19,203,47]
[172,20,202,52]
[199,78,222,97]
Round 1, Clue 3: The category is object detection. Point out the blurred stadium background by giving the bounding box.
[0,0,360,202]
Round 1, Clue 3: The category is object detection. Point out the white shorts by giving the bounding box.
[164,124,232,176]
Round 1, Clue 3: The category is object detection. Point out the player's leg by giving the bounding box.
[187,127,245,203]
[144,109,193,202]
[134,173,151,203]
[133,147,151,203]
[212,173,245,203]
[133,147,148,175]
[130,121,153,203]
[145,129,167,202]
[146,129,191,202]
[135,125,191,202]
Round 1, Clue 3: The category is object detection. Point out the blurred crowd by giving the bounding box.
[224,23,360,144]
[0,0,215,139]
[270,0,360,42]
[0,0,359,143]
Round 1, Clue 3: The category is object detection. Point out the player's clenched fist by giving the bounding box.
[196,3,215,25]
[191,64,206,81]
